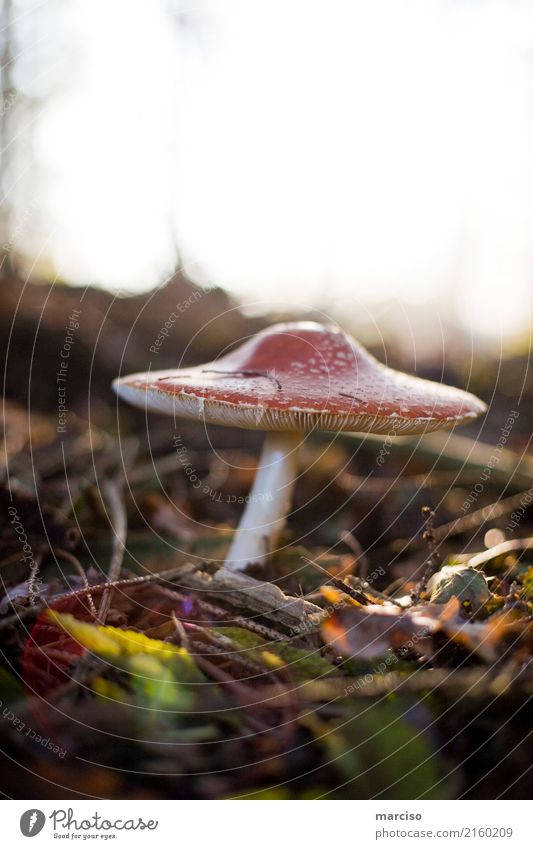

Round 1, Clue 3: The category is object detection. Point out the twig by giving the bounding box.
[201,369,282,391]
[258,663,533,705]
[338,429,533,488]
[0,601,45,631]
[53,547,97,617]
[412,506,440,601]
[26,553,43,606]
[393,488,533,553]
[157,584,288,641]
[0,560,321,639]
[171,611,191,650]
[435,489,533,543]
[97,479,127,623]
[128,452,186,486]
[0,564,197,632]
[338,468,513,497]
[339,392,368,406]
[0,550,37,569]
[339,529,370,578]
[467,538,533,570]
[301,556,370,605]
[383,575,409,597]
[176,564,322,631]
[190,651,272,732]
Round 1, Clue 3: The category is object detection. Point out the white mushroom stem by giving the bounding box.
[225,430,301,571]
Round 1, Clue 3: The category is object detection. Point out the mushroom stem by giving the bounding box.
[225,431,301,571]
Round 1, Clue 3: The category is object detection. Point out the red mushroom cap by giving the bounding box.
[113,321,486,433]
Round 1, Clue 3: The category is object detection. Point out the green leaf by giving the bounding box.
[0,666,25,703]
[48,611,205,710]
[425,566,490,608]
[216,626,335,682]
[302,698,448,799]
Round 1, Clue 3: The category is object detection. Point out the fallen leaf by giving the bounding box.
[425,565,490,608]
[321,603,435,659]
[321,598,533,664]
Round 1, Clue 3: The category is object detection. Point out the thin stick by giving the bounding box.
[0,564,196,632]
[433,489,533,543]
[98,479,127,623]
[339,530,370,578]
[467,538,533,570]
[412,506,440,601]
[171,611,191,650]
[393,488,533,553]
[301,556,370,605]
[202,369,282,391]
[157,584,288,641]
[53,547,97,618]
[0,550,36,569]
[190,650,271,732]
[26,553,43,606]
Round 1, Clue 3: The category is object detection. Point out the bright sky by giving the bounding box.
[33,0,533,335]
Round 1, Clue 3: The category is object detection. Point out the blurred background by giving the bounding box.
[1,0,533,340]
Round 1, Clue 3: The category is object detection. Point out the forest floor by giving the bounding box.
[0,274,532,799]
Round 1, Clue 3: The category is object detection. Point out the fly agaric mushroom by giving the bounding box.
[113,321,486,571]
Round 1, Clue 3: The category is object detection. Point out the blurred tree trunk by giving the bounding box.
[0,0,16,273]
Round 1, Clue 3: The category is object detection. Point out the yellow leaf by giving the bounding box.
[260,650,285,670]
[46,611,190,663]
[91,676,127,702]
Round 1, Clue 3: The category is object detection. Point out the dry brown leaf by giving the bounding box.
[321,598,533,663]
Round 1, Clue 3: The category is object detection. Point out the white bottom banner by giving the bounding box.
[2,800,530,848]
